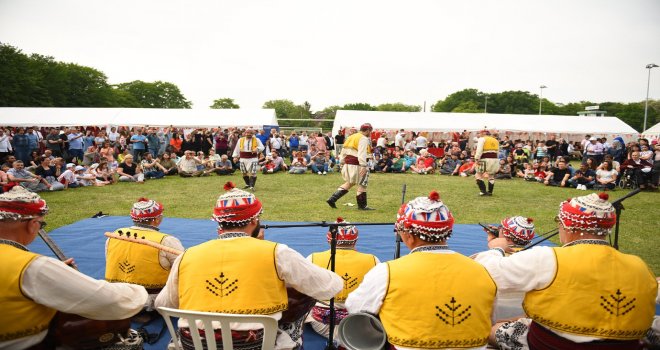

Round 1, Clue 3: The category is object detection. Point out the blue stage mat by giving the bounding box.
[30,216,557,349]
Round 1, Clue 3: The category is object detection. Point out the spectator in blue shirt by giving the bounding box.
[66,128,85,163]
[26,127,39,154]
[130,129,148,161]
[146,129,161,157]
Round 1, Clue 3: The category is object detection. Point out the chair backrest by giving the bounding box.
[157,307,278,350]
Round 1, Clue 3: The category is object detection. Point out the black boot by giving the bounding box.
[357,193,375,210]
[476,179,489,196]
[243,175,250,189]
[250,176,257,190]
[488,181,494,195]
[326,188,348,208]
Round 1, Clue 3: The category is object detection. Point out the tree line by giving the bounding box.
[1,43,657,131]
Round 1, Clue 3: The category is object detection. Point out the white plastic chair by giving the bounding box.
[157,307,278,350]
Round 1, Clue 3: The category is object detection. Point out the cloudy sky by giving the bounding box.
[1,0,659,110]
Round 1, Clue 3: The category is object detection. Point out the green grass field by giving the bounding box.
[38,171,660,274]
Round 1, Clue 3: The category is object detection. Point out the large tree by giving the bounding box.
[263,99,313,128]
[342,102,377,111]
[432,89,484,112]
[210,98,239,109]
[376,103,421,112]
[115,80,192,108]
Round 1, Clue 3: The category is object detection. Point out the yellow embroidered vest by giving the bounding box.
[178,238,288,314]
[311,249,377,302]
[523,244,657,340]
[343,133,372,154]
[238,137,258,152]
[0,244,57,341]
[483,136,499,152]
[380,252,496,348]
[105,228,170,289]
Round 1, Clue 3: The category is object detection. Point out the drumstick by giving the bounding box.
[104,231,183,255]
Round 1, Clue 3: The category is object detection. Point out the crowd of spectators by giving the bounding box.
[1,126,658,193]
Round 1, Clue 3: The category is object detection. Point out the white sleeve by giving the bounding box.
[256,138,265,152]
[357,137,370,166]
[474,247,556,293]
[159,235,184,268]
[232,141,240,158]
[275,244,342,300]
[22,256,147,320]
[345,263,388,314]
[154,254,183,309]
[475,138,486,160]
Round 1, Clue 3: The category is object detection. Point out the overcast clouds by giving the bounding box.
[1,0,659,110]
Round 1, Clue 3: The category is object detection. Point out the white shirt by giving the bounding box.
[231,137,265,158]
[345,249,486,350]
[0,248,147,350]
[377,137,387,148]
[395,133,405,149]
[155,236,342,331]
[0,134,12,152]
[415,135,428,148]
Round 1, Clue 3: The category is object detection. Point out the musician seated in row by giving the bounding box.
[0,186,147,350]
[305,217,379,346]
[155,182,342,350]
[476,193,658,349]
[346,191,497,350]
[104,197,183,309]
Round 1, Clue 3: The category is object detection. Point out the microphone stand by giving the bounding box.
[394,184,406,259]
[325,223,338,350]
[522,228,559,251]
[611,188,641,250]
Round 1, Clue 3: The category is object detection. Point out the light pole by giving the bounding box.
[484,96,489,113]
[643,63,658,133]
[539,85,547,115]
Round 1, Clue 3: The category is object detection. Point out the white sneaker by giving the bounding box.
[317,171,322,175]
[323,171,327,175]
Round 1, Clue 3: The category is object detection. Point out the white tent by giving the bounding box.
[0,107,278,128]
[332,110,639,142]
[641,122,660,141]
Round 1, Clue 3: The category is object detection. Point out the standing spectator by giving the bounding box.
[146,128,161,158]
[545,134,558,161]
[169,132,183,155]
[215,132,229,156]
[595,161,618,190]
[26,127,40,156]
[394,129,406,150]
[94,130,108,147]
[324,132,334,154]
[66,127,85,163]
[83,130,96,149]
[289,132,300,157]
[108,127,120,147]
[201,130,213,155]
[117,155,144,183]
[534,141,547,160]
[0,129,12,162]
[558,138,569,158]
[12,128,31,165]
[270,133,284,154]
[415,133,428,152]
[500,136,512,159]
[255,129,270,154]
[334,131,345,155]
[584,136,604,165]
[608,138,626,164]
[130,129,148,161]
[299,131,309,151]
[158,129,170,156]
[99,141,115,164]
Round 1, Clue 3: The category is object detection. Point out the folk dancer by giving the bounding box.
[475,129,500,196]
[476,193,657,349]
[232,129,264,191]
[346,191,497,350]
[478,217,536,322]
[0,186,147,350]
[327,123,374,210]
[105,197,183,310]
[155,182,342,350]
[306,217,379,345]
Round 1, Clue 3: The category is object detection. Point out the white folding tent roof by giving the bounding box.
[641,122,660,140]
[0,108,278,128]
[332,110,639,139]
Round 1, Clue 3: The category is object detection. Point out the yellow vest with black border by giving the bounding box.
[380,251,496,349]
[523,244,657,340]
[105,228,170,289]
[482,136,499,152]
[178,237,288,314]
[311,249,377,302]
[343,133,372,154]
[238,137,259,152]
[0,244,57,341]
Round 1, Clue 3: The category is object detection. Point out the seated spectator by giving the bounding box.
[0,163,9,192]
[261,155,277,174]
[595,160,618,190]
[7,160,51,192]
[439,154,461,175]
[158,152,178,176]
[390,153,406,173]
[57,163,79,188]
[34,157,65,191]
[195,151,208,171]
[544,159,571,187]
[534,163,548,182]
[512,144,528,164]
[268,151,287,173]
[288,152,308,174]
[117,154,145,183]
[83,145,99,166]
[495,159,512,179]
[600,154,621,174]
[459,158,476,177]
[177,151,205,177]
[517,163,536,181]
[75,165,96,186]
[411,149,434,174]
[212,154,235,175]
[141,153,165,179]
[325,153,336,172]
[622,151,656,190]
[374,153,392,173]
[568,141,583,160]
[117,148,130,163]
[639,144,653,162]
[99,141,115,164]
[92,162,115,185]
[403,150,417,170]
[568,163,596,189]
